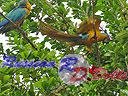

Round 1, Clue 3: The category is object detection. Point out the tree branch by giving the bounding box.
[0,12,37,50]
[91,0,101,66]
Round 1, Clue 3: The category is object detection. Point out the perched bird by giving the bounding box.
[39,16,110,53]
[76,16,109,52]
[0,0,31,33]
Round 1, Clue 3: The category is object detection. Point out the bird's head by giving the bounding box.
[18,0,31,11]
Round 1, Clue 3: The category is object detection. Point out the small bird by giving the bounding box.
[0,0,31,33]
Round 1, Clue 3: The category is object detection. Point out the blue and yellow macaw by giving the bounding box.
[0,0,31,33]
[39,16,110,53]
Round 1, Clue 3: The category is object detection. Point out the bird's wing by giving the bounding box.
[0,8,27,27]
[0,18,8,27]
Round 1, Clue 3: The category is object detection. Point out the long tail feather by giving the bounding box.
[39,21,89,44]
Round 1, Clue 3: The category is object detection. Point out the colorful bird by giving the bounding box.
[0,0,31,33]
[76,16,110,52]
[39,16,110,53]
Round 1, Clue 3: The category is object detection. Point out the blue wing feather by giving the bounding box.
[6,8,27,22]
[0,19,8,27]
[0,8,27,33]
[0,8,27,27]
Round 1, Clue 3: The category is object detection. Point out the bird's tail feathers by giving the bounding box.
[39,21,59,35]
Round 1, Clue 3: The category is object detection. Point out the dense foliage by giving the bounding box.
[0,0,128,96]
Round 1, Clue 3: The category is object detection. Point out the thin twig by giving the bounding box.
[91,0,100,65]
[40,1,76,34]
[48,83,67,96]
[119,0,128,20]
[87,0,92,18]
[0,12,37,50]
[46,1,70,26]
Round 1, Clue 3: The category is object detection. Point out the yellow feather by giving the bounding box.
[25,1,31,15]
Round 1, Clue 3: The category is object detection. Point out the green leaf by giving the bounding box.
[3,75,10,83]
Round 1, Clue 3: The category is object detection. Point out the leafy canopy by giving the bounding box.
[0,0,128,96]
